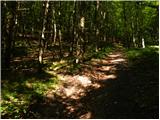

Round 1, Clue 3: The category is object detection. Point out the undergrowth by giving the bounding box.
[1,70,60,118]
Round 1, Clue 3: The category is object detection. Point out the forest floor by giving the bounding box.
[2,46,159,119]
[25,47,159,119]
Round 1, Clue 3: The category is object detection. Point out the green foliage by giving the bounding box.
[68,63,82,74]
[1,71,60,119]
[126,46,159,70]
[92,47,113,59]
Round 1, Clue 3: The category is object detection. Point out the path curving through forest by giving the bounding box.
[54,51,128,100]
[27,49,158,119]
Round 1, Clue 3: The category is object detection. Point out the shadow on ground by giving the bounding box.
[1,69,59,119]
[23,49,159,119]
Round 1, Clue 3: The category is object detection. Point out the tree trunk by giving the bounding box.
[58,29,62,59]
[5,2,17,68]
[95,0,100,52]
[122,2,129,48]
[38,0,49,71]
[69,1,76,57]
[142,38,145,48]
[57,2,63,59]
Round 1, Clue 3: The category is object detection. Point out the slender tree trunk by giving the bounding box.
[142,38,145,48]
[80,16,85,61]
[58,29,62,59]
[57,1,63,59]
[69,1,76,57]
[38,0,49,71]
[95,0,99,52]
[53,23,57,45]
[52,7,57,45]
[133,35,136,47]
[122,2,129,48]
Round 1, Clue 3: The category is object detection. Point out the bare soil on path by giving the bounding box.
[26,49,158,119]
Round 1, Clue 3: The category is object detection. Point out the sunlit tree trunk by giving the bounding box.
[51,5,57,46]
[58,29,62,59]
[38,0,49,70]
[69,0,76,57]
[142,38,145,48]
[58,2,63,59]
[80,16,85,60]
[95,0,99,52]
[131,15,136,48]
[75,2,81,63]
[133,35,136,47]
[53,23,57,45]
[103,11,106,42]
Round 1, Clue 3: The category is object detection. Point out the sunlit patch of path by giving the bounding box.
[43,50,128,118]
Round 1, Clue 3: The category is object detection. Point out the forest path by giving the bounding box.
[54,50,128,100]
[27,49,157,119]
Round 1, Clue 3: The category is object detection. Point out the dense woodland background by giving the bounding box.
[1,1,159,119]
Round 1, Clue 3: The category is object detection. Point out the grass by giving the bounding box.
[92,47,113,59]
[1,70,60,118]
[125,46,159,69]
[44,46,114,75]
[85,45,114,60]
[124,46,159,113]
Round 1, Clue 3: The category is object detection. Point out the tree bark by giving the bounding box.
[38,0,49,71]
[4,2,17,68]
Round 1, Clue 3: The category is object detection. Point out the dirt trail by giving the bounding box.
[27,50,158,119]
[54,51,128,100]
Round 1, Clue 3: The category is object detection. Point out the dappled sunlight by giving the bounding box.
[96,66,113,72]
[36,50,128,118]
[47,51,125,104]
[91,83,101,89]
[110,58,126,63]
[90,59,110,66]
[80,111,92,119]
[64,86,77,97]
[1,69,60,118]
[101,74,117,81]
[100,59,110,64]
[3,47,158,118]
[90,59,102,65]
[50,51,126,101]
[73,75,92,87]
[2,0,158,118]
[53,75,92,99]
[108,54,121,58]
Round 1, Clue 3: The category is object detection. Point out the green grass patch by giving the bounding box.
[125,46,159,68]
[85,46,114,60]
[1,70,60,119]
[125,46,159,85]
